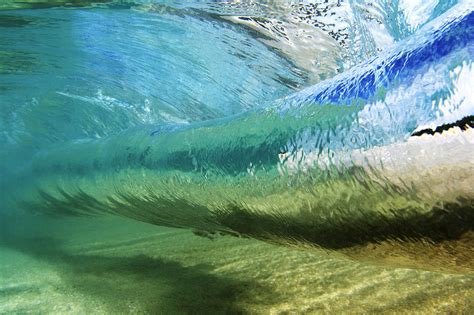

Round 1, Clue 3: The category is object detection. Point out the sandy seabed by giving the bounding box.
[0,215,472,314]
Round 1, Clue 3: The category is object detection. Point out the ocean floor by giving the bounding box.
[0,215,473,314]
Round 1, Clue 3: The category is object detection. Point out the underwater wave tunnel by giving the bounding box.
[6,3,474,274]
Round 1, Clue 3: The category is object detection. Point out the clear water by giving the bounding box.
[0,0,473,313]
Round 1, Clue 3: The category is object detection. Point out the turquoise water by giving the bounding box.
[1,0,473,313]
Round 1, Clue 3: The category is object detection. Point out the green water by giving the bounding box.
[1,0,473,312]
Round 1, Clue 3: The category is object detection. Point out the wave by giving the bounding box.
[5,3,473,274]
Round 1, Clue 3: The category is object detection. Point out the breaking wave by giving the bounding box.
[1,0,473,274]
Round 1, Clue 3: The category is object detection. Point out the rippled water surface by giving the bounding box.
[1,0,473,313]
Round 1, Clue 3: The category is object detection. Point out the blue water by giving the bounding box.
[0,2,473,309]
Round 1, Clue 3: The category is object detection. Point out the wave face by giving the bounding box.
[1,1,473,274]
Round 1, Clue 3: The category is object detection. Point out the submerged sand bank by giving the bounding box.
[0,215,472,313]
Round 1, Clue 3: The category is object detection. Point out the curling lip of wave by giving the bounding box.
[283,9,474,107]
[6,3,474,274]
